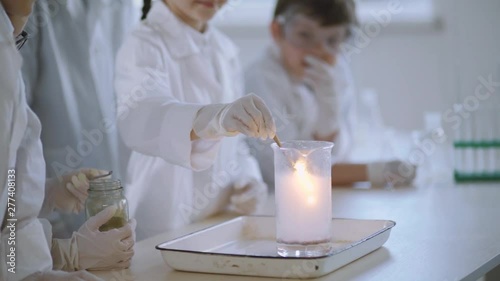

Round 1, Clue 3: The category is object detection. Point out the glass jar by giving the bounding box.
[85,179,129,232]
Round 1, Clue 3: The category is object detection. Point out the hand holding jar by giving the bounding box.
[51,178,135,271]
[52,206,136,271]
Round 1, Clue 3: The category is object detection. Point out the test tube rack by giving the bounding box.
[453,105,500,182]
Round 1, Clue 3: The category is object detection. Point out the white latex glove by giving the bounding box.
[193,93,276,140]
[52,206,136,271]
[230,179,268,214]
[367,160,417,187]
[21,270,104,281]
[44,169,109,214]
[303,55,340,137]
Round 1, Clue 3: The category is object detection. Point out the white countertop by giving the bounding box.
[95,183,500,281]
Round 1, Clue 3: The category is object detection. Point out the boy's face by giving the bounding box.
[165,0,227,27]
[272,14,348,79]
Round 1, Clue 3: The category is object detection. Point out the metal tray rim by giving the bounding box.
[155,216,396,260]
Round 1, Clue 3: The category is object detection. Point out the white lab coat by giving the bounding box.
[115,2,262,241]
[0,8,52,280]
[245,46,357,186]
[20,0,136,237]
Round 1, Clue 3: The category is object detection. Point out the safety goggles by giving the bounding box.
[15,31,29,50]
[277,14,347,54]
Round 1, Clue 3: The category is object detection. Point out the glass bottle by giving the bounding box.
[85,179,129,232]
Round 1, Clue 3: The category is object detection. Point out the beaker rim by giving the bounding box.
[271,140,334,151]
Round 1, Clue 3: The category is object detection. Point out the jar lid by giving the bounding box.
[89,179,122,191]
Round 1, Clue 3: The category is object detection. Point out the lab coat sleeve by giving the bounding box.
[0,92,13,280]
[0,82,52,280]
[1,220,53,280]
[0,84,15,228]
[115,35,220,171]
[0,42,50,278]
[0,66,15,232]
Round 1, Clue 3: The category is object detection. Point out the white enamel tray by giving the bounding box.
[156,216,395,279]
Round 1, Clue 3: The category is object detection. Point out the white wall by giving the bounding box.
[217,0,500,131]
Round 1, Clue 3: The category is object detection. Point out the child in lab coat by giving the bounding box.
[245,0,416,187]
[115,0,276,240]
[1,0,126,279]
[20,0,137,238]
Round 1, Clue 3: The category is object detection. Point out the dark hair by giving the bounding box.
[141,0,152,20]
[273,0,358,27]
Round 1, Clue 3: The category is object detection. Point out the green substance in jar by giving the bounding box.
[99,210,127,232]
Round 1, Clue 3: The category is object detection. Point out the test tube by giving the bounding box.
[495,63,500,176]
[424,112,449,181]
[453,67,464,179]
[495,102,500,175]
[473,108,486,175]
[483,106,498,175]
[462,108,474,176]
[453,105,464,177]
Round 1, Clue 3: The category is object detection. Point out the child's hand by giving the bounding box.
[303,55,340,136]
[52,206,136,271]
[44,169,110,214]
[304,55,336,92]
[367,161,417,187]
[193,94,276,140]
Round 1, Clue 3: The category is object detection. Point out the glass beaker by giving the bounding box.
[272,141,334,257]
[86,179,129,232]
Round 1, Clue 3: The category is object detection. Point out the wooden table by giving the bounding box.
[95,183,500,281]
